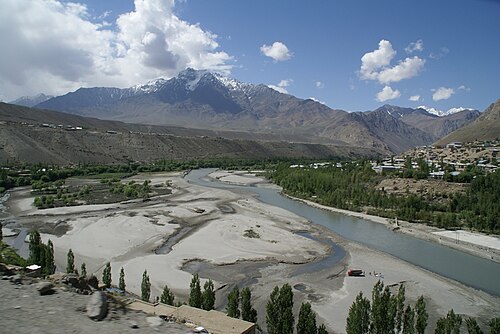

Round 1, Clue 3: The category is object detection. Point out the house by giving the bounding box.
[129,301,256,334]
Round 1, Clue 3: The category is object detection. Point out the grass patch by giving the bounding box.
[0,241,26,266]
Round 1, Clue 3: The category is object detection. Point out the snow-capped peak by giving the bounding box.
[132,78,168,94]
[418,105,475,117]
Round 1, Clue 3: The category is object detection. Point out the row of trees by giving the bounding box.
[270,162,500,233]
[28,231,55,276]
[266,283,328,334]
[226,286,258,323]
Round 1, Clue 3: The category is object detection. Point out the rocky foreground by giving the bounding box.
[0,268,190,334]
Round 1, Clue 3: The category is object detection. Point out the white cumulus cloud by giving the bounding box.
[260,42,293,62]
[432,87,455,101]
[405,39,424,53]
[0,0,233,101]
[268,78,292,94]
[376,86,401,102]
[315,81,324,89]
[377,56,426,84]
[360,40,425,85]
[409,95,421,102]
[360,39,396,81]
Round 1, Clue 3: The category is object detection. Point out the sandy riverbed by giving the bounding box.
[2,170,499,333]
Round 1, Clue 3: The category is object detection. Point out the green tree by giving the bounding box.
[370,281,393,334]
[43,240,55,276]
[241,287,257,323]
[66,249,75,273]
[266,286,280,334]
[160,285,175,305]
[266,284,294,334]
[346,292,371,334]
[465,318,483,334]
[415,296,428,334]
[202,279,215,310]
[317,324,329,334]
[189,273,202,308]
[489,318,500,334]
[81,262,87,277]
[395,284,406,333]
[402,306,415,334]
[141,270,151,302]
[119,267,126,291]
[226,286,240,318]
[296,302,317,334]
[435,309,462,334]
[102,262,112,288]
[28,230,42,265]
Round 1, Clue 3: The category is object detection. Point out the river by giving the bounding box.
[186,168,500,296]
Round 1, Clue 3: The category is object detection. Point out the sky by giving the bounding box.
[0,0,499,113]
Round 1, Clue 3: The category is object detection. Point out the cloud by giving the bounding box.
[0,0,233,101]
[308,97,326,105]
[376,86,401,102]
[429,47,449,60]
[432,87,455,101]
[359,40,425,84]
[409,95,421,102]
[377,56,425,84]
[405,39,424,53]
[315,81,324,89]
[268,78,292,94]
[260,41,292,61]
[458,85,471,92]
[360,39,396,81]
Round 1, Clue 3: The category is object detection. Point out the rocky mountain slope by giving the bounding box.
[0,103,379,164]
[33,68,480,154]
[9,93,53,107]
[435,99,500,145]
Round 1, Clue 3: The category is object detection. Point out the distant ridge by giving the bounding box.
[435,99,500,145]
[35,68,480,154]
[0,102,380,164]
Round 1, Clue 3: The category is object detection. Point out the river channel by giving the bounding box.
[186,168,500,296]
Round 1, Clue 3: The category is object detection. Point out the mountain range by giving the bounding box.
[19,68,482,154]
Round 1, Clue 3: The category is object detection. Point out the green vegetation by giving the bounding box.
[189,273,203,308]
[202,279,216,311]
[241,287,258,323]
[0,241,26,267]
[243,228,260,238]
[270,162,500,233]
[141,270,151,302]
[266,284,294,334]
[296,302,317,334]
[102,262,112,288]
[226,286,240,318]
[27,230,54,276]
[119,267,126,292]
[160,284,175,305]
[66,249,75,274]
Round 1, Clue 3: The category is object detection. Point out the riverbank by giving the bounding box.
[2,170,499,333]
[283,194,500,264]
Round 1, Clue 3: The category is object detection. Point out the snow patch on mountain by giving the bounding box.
[418,105,475,117]
[132,78,168,94]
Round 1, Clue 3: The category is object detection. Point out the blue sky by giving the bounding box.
[1,0,499,112]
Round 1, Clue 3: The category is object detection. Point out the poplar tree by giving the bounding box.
[119,267,126,292]
[81,263,87,277]
[227,286,240,318]
[141,270,151,302]
[202,279,215,310]
[28,230,42,265]
[241,287,257,323]
[395,284,406,333]
[66,249,75,274]
[318,324,329,334]
[189,273,202,308]
[160,285,175,305]
[465,318,483,334]
[415,296,428,334]
[296,302,317,334]
[346,292,371,334]
[102,262,112,287]
[43,240,55,275]
[402,306,415,334]
[266,284,294,334]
